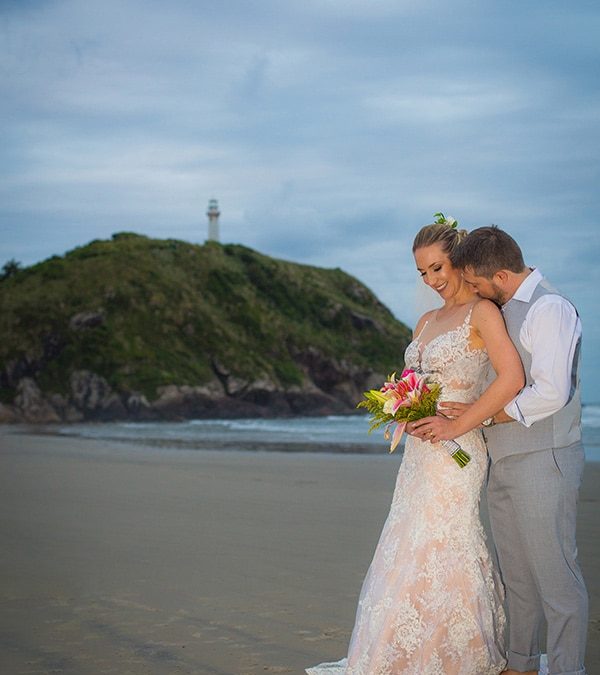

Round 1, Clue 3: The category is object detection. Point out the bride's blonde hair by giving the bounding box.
[412,222,468,258]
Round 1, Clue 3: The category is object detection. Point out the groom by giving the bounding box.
[447,226,588,675]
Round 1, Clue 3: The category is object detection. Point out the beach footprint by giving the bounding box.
[297,626,345,642]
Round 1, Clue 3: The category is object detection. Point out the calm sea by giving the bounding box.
[49,404,600,462]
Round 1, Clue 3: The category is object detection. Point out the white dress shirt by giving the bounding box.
[504,268,582,427]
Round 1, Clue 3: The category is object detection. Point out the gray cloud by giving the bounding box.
[1,0,599,400]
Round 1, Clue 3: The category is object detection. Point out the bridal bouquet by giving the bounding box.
[357,369,471,467]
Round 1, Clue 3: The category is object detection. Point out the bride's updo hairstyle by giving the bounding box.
[412,222,468,262]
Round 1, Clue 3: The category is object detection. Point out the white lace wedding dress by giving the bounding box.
[307,304,512,675]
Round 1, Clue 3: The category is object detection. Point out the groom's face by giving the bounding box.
[462,267,507,304]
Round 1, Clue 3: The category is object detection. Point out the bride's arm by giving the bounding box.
[411,300,524,442]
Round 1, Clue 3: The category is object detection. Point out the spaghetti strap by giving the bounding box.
[414,319,429,341]
[463,303,475,325]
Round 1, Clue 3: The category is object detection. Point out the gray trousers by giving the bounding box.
[487,443,588,675]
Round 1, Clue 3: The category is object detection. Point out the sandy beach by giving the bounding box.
[0,428,598,675]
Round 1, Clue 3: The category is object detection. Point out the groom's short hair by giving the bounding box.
[451,225,525,278]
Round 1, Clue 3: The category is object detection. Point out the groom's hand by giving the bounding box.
[437,401,471,419]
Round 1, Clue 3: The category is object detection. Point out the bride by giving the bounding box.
[306,220,525,675]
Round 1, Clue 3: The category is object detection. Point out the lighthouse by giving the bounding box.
[206,198,220,242]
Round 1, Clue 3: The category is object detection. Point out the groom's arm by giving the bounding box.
[490,408,516,424]
[440,296,580,428]
[502,295,581,427]
[437,402,516,425]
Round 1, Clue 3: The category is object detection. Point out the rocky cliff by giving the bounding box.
[0,233,412,423]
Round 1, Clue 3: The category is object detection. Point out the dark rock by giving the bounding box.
[69,311,105,331]
[0,403,18,423]
[350,311,383,332]
[126,392,153,418]
[285,388,345,415]
[240,377,291,413]
[1,356,35,388]
[211,358,253,396]
[48,393,83,422]
[346,281,373,304]
[211,358,230,378]
[70,370,127,420]
[0,331,66,390]
[211,359,237,393]
[224,375,249,396]
[293,347,359,393]
[14,377,61,423]
[0,358,385,423]
[152,381,226,419]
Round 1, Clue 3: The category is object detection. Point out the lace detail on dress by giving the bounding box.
[307,303,507,675]
[404,305,489,400]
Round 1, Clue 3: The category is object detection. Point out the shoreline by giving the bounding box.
[3,423,600,460]
[1,431,598,674]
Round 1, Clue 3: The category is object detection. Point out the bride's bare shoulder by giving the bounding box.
[472,298,501,313]
[471,298,503,325]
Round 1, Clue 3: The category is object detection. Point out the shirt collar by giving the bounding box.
[506,267,542,305]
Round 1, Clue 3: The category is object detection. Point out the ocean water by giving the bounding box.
[49,405,600,461]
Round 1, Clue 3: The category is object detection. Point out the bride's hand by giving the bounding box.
[410,414,458,443]
[406,418,431,439]
[405,421,422,437]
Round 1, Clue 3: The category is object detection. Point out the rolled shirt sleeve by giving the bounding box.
[504,295,581,427]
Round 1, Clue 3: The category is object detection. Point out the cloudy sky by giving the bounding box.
[2,0,599,401]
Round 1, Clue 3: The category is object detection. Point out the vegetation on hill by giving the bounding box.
[0,233,412,420]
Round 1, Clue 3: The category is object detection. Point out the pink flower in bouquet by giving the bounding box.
[380,370,431,417]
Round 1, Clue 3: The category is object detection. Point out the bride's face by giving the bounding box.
[414,243,462,300]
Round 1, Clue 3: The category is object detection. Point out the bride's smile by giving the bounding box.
[415,242,473,307]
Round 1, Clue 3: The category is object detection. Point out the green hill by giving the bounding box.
[0,233,412,422]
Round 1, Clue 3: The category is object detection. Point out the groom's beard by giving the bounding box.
[491,286,509,305]
[478,284,509,305]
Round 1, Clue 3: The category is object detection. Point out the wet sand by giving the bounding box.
[0,429,598,674]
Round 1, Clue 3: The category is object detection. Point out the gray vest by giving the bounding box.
[483,279,582,463]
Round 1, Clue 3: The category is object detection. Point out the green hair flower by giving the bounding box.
[433,212,458,229]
